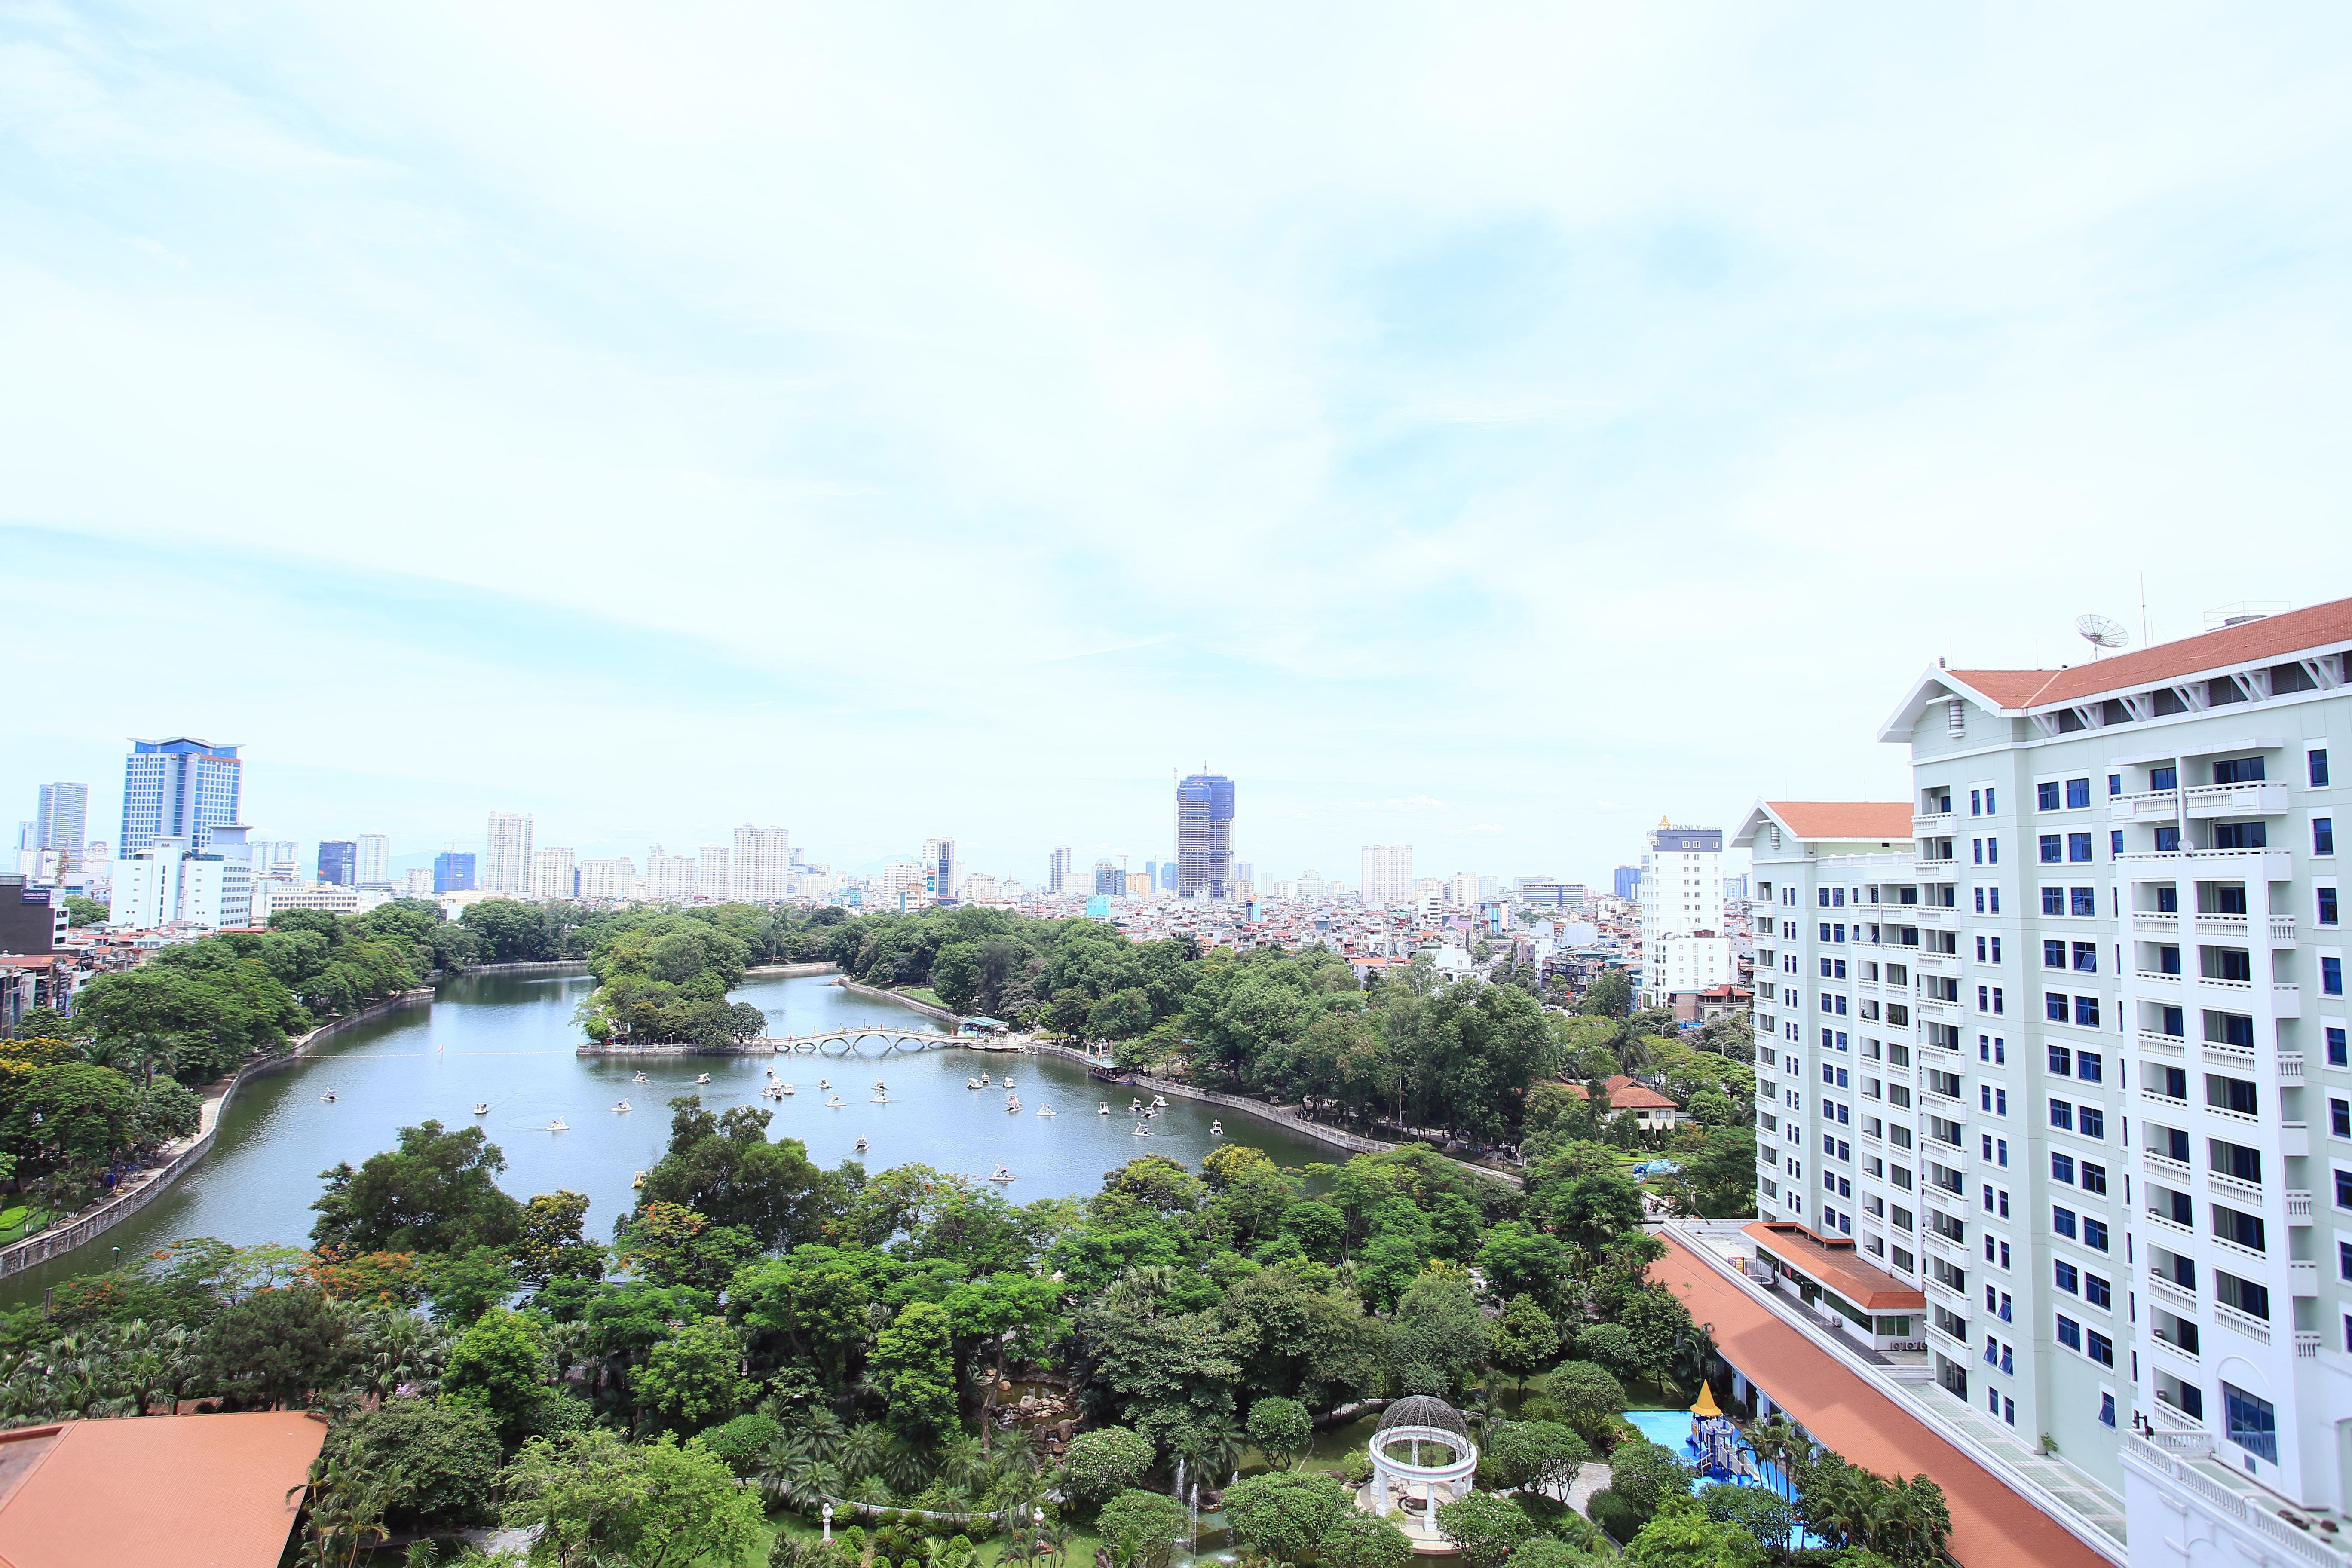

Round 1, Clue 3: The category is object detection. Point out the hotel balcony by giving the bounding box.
[2109,782,2292,822]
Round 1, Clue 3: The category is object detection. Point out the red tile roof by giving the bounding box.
[0,1412,327,1567]
[1947,595,2352,710]
[1764,802,1915,841]
[1651,1235,2112,1568]
[1743,1221,1924,1311]
[1560,1074,1681,1110]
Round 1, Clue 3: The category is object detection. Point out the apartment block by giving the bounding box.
[529,846,576,899]
[483,812,533,897]
[1741,600,2352,1565]
[1640,822,1731,1002]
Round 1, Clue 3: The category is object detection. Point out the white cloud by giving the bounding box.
[5,4,2352,878]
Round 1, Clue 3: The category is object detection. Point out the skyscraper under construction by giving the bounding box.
[1175,772,1235,900]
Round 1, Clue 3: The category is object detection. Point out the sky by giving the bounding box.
[7,5,2352,884]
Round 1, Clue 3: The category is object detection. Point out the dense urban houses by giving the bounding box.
[1739,598,2352,1567]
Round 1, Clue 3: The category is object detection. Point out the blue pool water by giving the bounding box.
[1619,1409,1823,1546]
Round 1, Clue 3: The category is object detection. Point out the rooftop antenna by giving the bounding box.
[2076,613,2130,660]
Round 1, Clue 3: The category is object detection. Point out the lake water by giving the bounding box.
[2,971,1338,1305]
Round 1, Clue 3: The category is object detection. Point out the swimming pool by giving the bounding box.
[1617,1409,1822,1545]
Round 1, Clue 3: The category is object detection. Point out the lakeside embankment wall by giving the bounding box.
[0,986,435,1282]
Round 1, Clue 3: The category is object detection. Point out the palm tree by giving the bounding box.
[757,1434,845,1512]
[837,1421,891,1482]
[290,1451,407,1568]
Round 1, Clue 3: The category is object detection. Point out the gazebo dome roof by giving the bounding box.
[1377,1396,1470,1439]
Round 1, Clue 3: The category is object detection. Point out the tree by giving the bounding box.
[61,895,109,928]
[1321,1509,1415,1568]
[1095,1489,1185,1568]
[1433,1491,1536,1568]
[1483,1419,1589,1494]
[202,1285,350,1409]
[1245,1396,1311,1468]
[514,1190,602,1283]
[1700,1484,1799,1557]
[1385,1273,1488,1396]
[1060,1427,1155,1502]
[1488,1296,1560,1403]
[309,1121,524,1258]
[442,1306,551,1444]
[1575,1323,1645,1389]
[631,1100,832,1250]
[425,1246,518,1323]
[1622,1500,1762,1568]
[1476,1224,1569,1312]
[1540,1361,1625,1443]
[1222,1469,1348,1561]
[871,1300,956,1435]
[499,1428,761,1568]
[633,1317,753,1431]
[1576,970,1632,1018]
[325,1397,503,1529]
[1549,1172,1645,1253]
[1605,1442,1690,1522]
[2,1063,140,1181]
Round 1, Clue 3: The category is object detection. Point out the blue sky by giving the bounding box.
[7,5,2352,883]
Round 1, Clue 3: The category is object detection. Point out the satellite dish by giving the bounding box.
[2076,614,2130,658]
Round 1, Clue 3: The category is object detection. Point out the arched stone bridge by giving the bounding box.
[761,1026,965,1055]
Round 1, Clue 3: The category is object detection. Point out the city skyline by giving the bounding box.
[15,14,2352,876]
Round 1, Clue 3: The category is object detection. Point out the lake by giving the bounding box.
[2,970,1339,1304]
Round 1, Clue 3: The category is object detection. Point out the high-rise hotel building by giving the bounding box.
[1739,601,2352,1564]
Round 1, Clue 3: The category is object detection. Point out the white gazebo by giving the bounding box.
[1364,1396,1478,1528]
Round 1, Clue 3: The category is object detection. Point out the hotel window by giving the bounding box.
[2040,835,2061,864]
[2325,957,2343,997]
[2067,778,2092,809]
[2076,1050,2103,1084]
[2046,992,2067,1022]
[2320,887,2339,926]
[2068,833,2094,863]
[2073,941,2098,972]
[2313,750,2332,787]
[2052,1152,2076,1183]
[2043,940,2066,969]
[2038,783,2061,811]
[2319,818,2336,856]
[2080,1105,2104,1139]
[2072,886,2098,916]
[2050,1099,2074,1132]
[2075,995,2101,1028]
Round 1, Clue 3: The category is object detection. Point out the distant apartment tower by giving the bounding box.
[1047,845,1073,894]
[1160,860,1177,891]
[317,840,357,887]
[576,858,636,901]
[733,825,792,901]
[1093,859,1124,897]
[646,854,696,902]
[1639,822,1730,1001]
[355,833,390,886]
[1359,845,1414,908]
[1612,864,1641,901]
[1232,861,1255,894]
[400,867,434,897]
[1176,773,1236,899]
[433,851,477,893]
[481,812,533,896]
[34,784,88,875]
[530,846,576,899]
[696,845,731,900]
[1516,876,1571,909]
[120,738,242,854]
[921,838,960,902]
